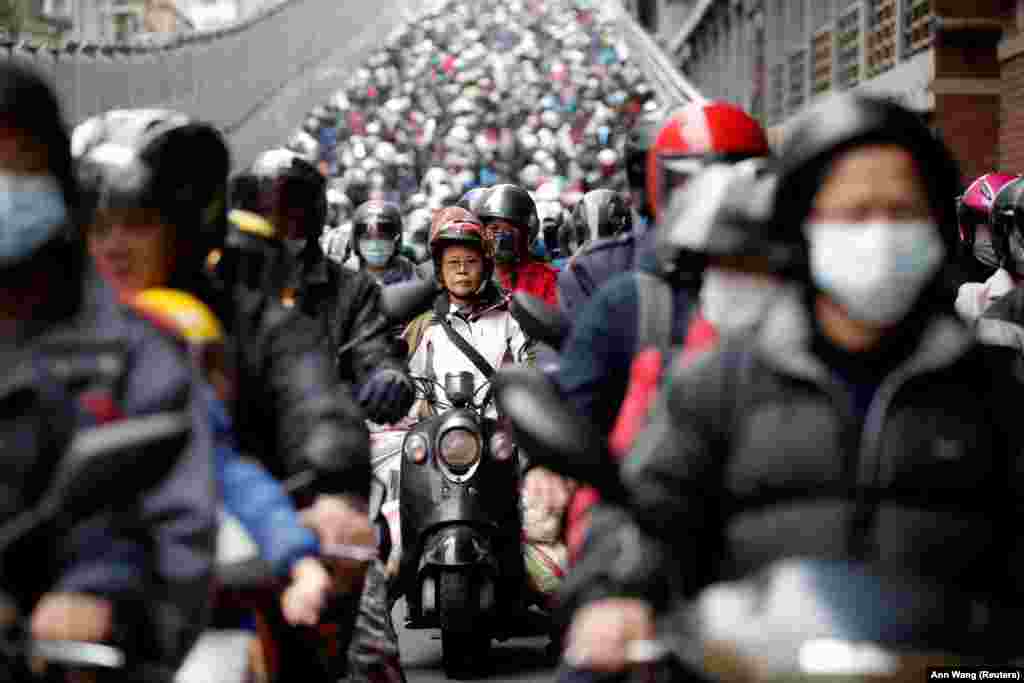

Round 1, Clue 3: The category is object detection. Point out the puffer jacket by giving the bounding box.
[613,294,1024,632]
[404,282,534,419]
[0,269,216,668]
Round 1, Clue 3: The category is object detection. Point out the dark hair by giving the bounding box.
[0,60,79,225]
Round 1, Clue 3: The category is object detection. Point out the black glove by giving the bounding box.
[357,368,414,424]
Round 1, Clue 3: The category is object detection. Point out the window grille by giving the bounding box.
[769,61,785,124]
[812,28,833,95]
[903,0,931,57]
[787,47,806,114]
[867,0,896,77]
[836,3,862,89]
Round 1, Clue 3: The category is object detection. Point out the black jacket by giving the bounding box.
[195,264,371,499]
[228,288,370,496]
[608,295,1024,633]
[287,252,406,387]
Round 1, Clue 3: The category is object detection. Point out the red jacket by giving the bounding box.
[497,259,559,308]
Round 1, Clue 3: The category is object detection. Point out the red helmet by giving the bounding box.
[646,101,770,221]
[429,207,494,288]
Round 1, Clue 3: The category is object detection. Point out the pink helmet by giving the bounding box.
[958,172,1020,267]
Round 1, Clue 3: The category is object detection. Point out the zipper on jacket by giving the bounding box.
[849,366,916,559]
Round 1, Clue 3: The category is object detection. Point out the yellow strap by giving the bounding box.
[229,209,276,239]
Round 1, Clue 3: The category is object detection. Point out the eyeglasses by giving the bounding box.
[443,258,481,270]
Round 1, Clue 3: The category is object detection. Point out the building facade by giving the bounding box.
[665,0,1024,184]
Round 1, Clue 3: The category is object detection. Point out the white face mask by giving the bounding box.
[700,268,783,335]
[805,221,945,326]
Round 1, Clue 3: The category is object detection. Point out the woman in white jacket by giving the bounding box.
[400,207,570,609]
[403,207,534,418]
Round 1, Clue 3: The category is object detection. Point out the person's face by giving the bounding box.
[87,207,177,295]
[811,145,931,224]
[441,244,485,300]
[807,144,938,346]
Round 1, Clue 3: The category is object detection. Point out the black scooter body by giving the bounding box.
[398,408,524,634]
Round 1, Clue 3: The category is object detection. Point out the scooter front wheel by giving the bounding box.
[439,571,491,678]
[441,627,491,680]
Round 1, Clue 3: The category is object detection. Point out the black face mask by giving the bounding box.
[493,230,518,263]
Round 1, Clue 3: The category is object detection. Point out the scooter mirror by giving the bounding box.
[380,279,438,322]
[44,411,190,522]
[492,367,625,501]
[509,292,570,350]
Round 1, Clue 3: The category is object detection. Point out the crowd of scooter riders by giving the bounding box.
[6,0,1024,680]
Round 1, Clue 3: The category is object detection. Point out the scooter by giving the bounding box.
[397,371,525,677]
[492,368,991,682]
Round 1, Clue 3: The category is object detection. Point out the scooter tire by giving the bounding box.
[441,627,491,680]
[438,570,474,632]
[439,571,490,678]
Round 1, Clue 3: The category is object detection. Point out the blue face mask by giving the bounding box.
[0,174,67,267]
[360,238,395,267]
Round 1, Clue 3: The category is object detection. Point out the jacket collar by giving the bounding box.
[756,290,975,386]
[432,280,506,320]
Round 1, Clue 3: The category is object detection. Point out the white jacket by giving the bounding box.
[406,295,533,419]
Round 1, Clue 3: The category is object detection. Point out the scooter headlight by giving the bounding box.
[439,427,481,472]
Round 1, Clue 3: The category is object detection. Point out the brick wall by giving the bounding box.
[937,93,1000,181]
[1001,53,1024,171]
[929,2,1004,183]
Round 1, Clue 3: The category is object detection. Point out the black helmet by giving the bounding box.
[232,148,326,244]
[571,189,633,240]
[73,109,231,258]
[456,186,490,216]
[342,167,371,207]
[218,208,286,296]
[351,200,403,263]
[537,200,566,255]
[476,183,536,230]
[622,109,663,220]
[774,95,961,274]
[558,213,589,259]
[326,188,354,228]
[991,176,1024,276]
[476,183,538,256]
